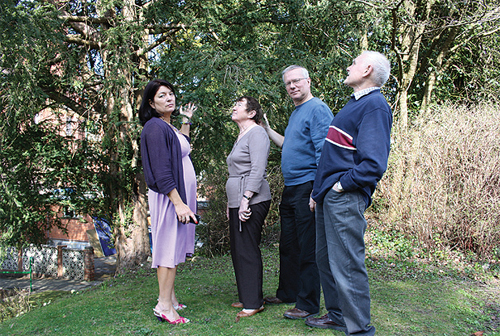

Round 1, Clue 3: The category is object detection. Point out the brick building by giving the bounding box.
[35,108,114,257]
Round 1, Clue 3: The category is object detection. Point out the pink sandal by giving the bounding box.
[174,303,187,311]
[153,308,190,324]
[157,298,186,311]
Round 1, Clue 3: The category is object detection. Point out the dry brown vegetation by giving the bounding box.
[374,103,500,258]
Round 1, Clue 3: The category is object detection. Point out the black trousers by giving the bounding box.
[276,181,320,314]
[229,201,270,309]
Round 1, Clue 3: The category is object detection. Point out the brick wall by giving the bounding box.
[48,212,94,242]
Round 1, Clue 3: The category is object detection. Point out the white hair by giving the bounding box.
[361,51,391,87]
[282,65,309,82]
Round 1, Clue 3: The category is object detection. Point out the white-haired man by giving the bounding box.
[307,51,393,335]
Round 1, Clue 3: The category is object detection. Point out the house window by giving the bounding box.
[63,206,78,219]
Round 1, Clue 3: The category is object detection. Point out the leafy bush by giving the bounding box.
[373,103,500,258]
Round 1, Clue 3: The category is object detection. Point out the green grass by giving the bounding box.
[1,245,499,335]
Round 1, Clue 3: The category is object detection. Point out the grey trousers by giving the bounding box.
[316,188,375,336]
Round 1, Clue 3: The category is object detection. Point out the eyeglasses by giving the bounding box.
[284,78,307,87]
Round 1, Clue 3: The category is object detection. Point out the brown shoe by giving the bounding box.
[263,296,284,304]
[283,308,317,319]
[305,314,347,331]
[235,306,265,322]
[231,302,243,308]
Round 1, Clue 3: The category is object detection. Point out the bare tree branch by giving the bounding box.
[145,23,187,34]
[59,15,114,25]
[65,35,100,49]
[40,87,88,118]
[44,0,100,41]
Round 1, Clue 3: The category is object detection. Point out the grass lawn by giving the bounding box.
[1,245,499,335]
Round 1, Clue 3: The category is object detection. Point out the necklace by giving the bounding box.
[160,117,179,133]
[240,123,256,134]
[237,123,256,141]
[239,125,248,135]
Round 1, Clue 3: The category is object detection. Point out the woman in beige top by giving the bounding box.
[226,96,271,321]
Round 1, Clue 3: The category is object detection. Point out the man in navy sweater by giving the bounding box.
[262,65,333,319]
[307,51,392,335]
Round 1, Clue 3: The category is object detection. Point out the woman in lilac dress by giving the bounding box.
[139,79,198,325]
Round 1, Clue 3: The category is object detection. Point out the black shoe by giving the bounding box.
[284,308,317,319]
[263,296,284,304]
[305,314,347,331]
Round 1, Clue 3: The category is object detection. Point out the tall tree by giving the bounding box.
[151,1,365,252]
[0,0,104,258]
[358,0,500,126]
[418,2,500,111]
[1,0,173,270]
[1,0,360,261]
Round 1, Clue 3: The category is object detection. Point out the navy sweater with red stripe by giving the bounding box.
[311,89,392,207]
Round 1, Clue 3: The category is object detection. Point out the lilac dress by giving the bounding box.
[148,131,196,268]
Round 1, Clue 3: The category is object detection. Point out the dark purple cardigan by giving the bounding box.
[140,117,188,204]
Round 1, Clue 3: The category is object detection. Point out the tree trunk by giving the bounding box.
[398,89,409,128]
[357,13,369,51]
[114,88,150,272]
[421,71,437,113]
[112,65,151,272]
[392,0,434,128]
[115,173,150,273]
[420,27,458,112]
[113,0,151,273]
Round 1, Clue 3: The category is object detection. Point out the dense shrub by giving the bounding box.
[196,163,283,256]
[0,289,30,322]
[373,103,500,258]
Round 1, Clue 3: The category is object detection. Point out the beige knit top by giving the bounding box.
[226,125,271,208]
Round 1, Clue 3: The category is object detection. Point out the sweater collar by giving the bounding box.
[352,87,380,100]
